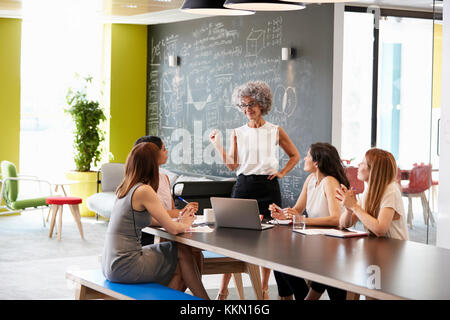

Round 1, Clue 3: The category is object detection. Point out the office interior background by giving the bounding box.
[0,0,449,300]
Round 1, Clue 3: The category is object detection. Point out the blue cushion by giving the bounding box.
[68,269,202,300]
[202,250,226,259]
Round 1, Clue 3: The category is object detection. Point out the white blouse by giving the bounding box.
[156,173,173,211]
[306,175,331,218]
[234,121,279,176]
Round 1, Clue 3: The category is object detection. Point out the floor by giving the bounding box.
[0,197,437,300]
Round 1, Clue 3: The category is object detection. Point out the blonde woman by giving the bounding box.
[336,148,408,241]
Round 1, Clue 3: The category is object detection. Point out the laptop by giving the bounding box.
[210,197,274,230]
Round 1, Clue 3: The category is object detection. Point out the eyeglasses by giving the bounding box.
[238,101,257,109]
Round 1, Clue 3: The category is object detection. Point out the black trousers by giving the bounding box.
[232,174,282,220]
[273,271,309,300]
[274,271,347,300]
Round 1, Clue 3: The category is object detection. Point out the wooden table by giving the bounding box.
[143,224,450,300]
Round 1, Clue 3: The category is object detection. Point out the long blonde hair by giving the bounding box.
[364,148,397,218]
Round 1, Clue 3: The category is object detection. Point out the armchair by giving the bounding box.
[0,160,52,226]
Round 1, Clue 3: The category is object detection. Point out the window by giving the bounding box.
[20,0,103,179]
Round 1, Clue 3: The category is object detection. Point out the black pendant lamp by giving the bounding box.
[286,0,355,2]
[224,0,306,11]
[181,0,255,16]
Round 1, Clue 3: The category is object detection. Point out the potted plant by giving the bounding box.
[65,75,106,217]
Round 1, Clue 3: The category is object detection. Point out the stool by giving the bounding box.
[46,196,84,241]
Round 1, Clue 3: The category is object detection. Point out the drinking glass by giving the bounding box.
[293,214,306,230]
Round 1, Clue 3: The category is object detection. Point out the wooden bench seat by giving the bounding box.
[65,269,202,300]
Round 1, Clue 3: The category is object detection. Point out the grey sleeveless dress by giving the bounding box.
[101,183,178,285]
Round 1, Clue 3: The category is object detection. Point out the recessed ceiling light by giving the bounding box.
[124,4,138,9]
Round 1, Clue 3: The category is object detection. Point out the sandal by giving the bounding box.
[215,289,229,300]
[262,289,270,300]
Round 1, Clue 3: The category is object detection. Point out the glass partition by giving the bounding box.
[341,1,443,245]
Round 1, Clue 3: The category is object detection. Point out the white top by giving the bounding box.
[234,122,279,176]
[359,182,409,241]
[306,175,331,218]
[157,173,173,211]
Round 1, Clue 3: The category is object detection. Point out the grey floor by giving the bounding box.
[0,197,437,300]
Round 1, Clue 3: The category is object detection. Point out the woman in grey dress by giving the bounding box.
[101,142,209,299]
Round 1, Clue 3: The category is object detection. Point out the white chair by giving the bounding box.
[86,163,125,220]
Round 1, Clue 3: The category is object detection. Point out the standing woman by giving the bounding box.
[101,142,209,299]
[337,148,409,241]
[209,80,300,300]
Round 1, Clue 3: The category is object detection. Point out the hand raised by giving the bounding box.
[209,129,221,147]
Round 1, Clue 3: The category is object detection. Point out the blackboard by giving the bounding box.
[147,5,334,207]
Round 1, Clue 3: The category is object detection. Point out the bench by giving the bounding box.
[65,269,202,300]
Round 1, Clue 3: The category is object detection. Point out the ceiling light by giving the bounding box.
[224,0,305,11]
[181,0,255,16]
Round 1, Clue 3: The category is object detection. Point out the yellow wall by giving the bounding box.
[0,18,21,168]
[109,24,147,163]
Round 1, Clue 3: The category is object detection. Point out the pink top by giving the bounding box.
[157,173,173,211]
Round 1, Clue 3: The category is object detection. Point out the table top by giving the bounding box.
[143,225,450,300]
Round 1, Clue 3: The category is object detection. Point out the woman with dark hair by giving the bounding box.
[269,142,349,300]
[101,142,209,299]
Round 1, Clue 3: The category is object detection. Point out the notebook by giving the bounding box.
[293,228,368,238]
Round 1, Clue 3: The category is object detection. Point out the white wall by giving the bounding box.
[332,3,345,153]
[437,1,450,249]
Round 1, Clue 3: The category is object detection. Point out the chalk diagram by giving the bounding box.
[161,73,174,118]
[273,85,297,117]
[215,74,234,112]
[246,29,265,58]
[187,76,212,111]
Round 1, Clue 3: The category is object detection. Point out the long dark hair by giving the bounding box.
[309,142,350,188]
[116,142,160,198]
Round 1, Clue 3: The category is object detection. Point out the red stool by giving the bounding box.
[46,196,84,241]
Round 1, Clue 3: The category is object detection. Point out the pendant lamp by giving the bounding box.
[286,0,356,2]
[224,0,306,11]
[181,0,255,15]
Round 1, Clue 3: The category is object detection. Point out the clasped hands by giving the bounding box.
[269,203,298,220]
[335,184,358,210]
[178,202,199,226]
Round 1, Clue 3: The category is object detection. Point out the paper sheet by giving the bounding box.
[293,228,368,237]
[186,226,214,233]
[157,226,214,233]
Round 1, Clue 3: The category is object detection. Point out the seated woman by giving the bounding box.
[269,142,349,300]
[101,142,209,299]
[134,135,198,246]
[336,148,409,241]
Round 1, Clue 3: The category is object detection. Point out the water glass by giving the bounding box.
[293,214,306,230]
